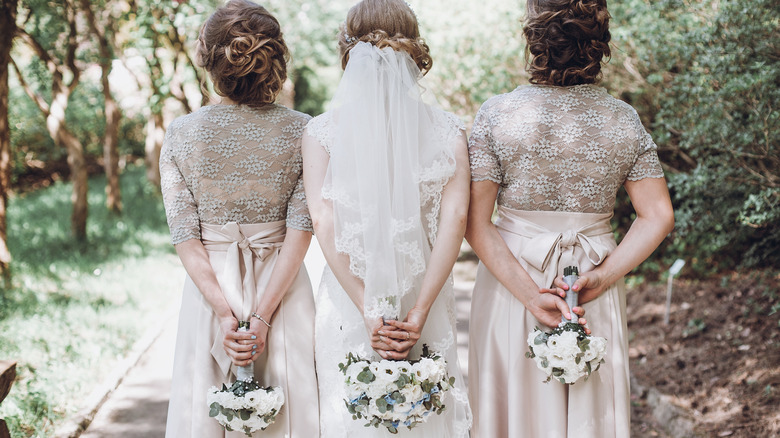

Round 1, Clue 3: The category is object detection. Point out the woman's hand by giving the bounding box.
[551,270,608,306]
[244,317,270,360]
[527,291,589,334]
[365,315,397,359]
[379,307,427,360]
[220,316,257,367]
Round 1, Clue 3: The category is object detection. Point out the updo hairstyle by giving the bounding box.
[339,0,433,75]
[523,0,611,86]
[195,0,288,106]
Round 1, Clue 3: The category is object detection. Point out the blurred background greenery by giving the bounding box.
[0,0,777,436]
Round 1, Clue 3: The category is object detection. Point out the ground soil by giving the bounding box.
[627,271,780,437]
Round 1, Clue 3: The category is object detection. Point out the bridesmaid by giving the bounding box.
[160,1,318,436]
[465,0,674,437]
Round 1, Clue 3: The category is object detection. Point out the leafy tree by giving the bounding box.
[122,0,214,185]
[12,0,90,241]
[0,0,18,279]
[611,0,780,271]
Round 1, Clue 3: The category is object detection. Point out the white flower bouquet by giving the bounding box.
[526,321,607,384]
[207,322,284,436]
[525,266,608,384]
[339,344,454,434]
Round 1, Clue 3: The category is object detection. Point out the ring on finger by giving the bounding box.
[405,331,410,340]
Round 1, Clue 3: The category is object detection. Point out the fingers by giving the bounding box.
[539,286,566,298]
[224,330,255,342]
[379,335,415,353]
[554,296,573,321]
[383,320,421,339]
[552,275,569,291]
[377,329,413,341]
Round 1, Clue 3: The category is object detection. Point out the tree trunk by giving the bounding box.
[145,111,164,187]
[48,92,88,241]
[103,90,121,213]
[81,0,122,213]
[0,0,17,279]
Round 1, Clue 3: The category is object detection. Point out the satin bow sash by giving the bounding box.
[495,207,613,289]
[201,221,286,377]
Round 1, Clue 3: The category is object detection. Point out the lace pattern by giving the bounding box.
[160,104,313,245]
[308,105,471,437]
[468,84,665,213]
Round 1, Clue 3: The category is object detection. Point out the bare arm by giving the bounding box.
[174,239,255,366]
[246,228,312,356]
[302,132,399,356]
[463,181,585,329]
[301,132,366,309]
[556,177,675,303]
[383,134,472,357]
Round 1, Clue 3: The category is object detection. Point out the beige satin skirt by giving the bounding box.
[165,221,319,438]
[468,208,630,438]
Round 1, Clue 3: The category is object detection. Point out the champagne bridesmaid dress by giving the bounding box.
[467,84,665,438]
[160,104,319,438]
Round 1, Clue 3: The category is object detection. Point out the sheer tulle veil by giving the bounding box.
[323,41,455,319]
[319,41,472,436]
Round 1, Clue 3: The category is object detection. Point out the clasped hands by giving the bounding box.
[220,315,269,367]
[365,307,427,361]
[531,269,609,334]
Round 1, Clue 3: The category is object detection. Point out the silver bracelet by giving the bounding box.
[251,312,272,328]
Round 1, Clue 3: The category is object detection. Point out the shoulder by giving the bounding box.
[474,86,539,119]
[306,111,333,137]
[165,109,203,138]
[304,111,335,153]
[266,104,312,124]
[431,107,466,133]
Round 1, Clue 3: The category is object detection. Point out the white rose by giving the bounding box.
[400,384,424,402]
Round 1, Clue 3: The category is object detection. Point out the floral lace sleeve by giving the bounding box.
[626,112,665,182]
[468,103,502,184]
[286,171,313,232]
[160,124,201,245]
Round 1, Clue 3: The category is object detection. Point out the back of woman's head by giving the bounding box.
[523,0,611,86]
[339,0,432,74]
[196,0,288,106]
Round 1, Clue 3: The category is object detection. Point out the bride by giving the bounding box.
[301,0,472,436]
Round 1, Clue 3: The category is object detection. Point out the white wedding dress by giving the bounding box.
[305,42,472,438]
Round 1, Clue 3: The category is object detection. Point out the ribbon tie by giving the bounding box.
[495,208,613,289]
[201,221,286,377]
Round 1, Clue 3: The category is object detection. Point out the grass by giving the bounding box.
[0,165,184,437]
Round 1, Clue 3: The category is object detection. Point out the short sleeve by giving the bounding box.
[626,114,665,182]
[468,104,502,183]
[286,174,313,232]
[160,127,201,245]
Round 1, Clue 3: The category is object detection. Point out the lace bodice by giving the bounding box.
[468,84,664,213]
[161,104,312,245]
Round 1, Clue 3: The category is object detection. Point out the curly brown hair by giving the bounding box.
[195,0,288,106]
[339,0,432,75]
[523,0,611,86]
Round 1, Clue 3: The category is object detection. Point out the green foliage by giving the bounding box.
[609,0,780,271]
[0,166,181,437]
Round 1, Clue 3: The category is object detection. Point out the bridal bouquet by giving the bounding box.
[339,344,455,434]
[207,322,284,436]
[525,266,608,384]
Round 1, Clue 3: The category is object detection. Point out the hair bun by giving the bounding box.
[196,0,289,106]
[523,0,611,86]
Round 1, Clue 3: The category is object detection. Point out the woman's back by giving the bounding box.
[161,103,311,244]
[469,84,664,213]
